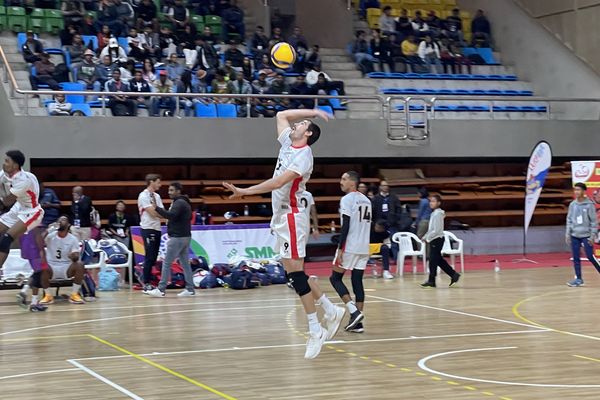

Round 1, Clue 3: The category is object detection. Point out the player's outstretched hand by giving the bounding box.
[223,181,245,199]
[314,109,333,121]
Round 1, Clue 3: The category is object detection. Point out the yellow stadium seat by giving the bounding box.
[463,31,472,42]
[430,0,442,4]
[367,7,382,16]
[441,10,452,18]
[443,0,456,5]
[390,8,401,17]
[460,10,471,19]
[463,18,472,32]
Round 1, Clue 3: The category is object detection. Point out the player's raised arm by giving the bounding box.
[223,170,300,199]
[275,109,332,138]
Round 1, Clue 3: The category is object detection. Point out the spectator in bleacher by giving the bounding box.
[251,71,275,117]
[35,0,58,8]
[127,27,147,48]
[379,6,396,37]
[100,37,128,64]
[426,11,443,38]
[120,59,136,81]
[136,0,159,32]
[188,0,213,16]
[81,13,98,35]
[39,184,62,227]
[192,68,208,94]
[141,57,157,82]
[74,48,97,86]
[152,70,176,116]
[200,25,217,45]
[67,34,86,71]
[401,35,422,71]
[210,69,232,102]
[418,35,442,73]
[269,26,284,46]
[224,39,244,68]
[97,0,126,37]
[305,44,321,71]
[223,59,237,80]
[97,24,112,53]
[439,38,471,74]
[48,93,73,116]
[114,0,135,30]
[105,69,137,116]
[290,75,314,110]
[351,30,375,76]
[30,53,60,92]
[370,29,393,73]
[359,0,380,18]
[174,70,196,116]
[22,31,44,64]
[71,186,94,240]
[227,71,251,116]
[142,26,162,61]
[411,11,429,37]
[250,25,269,60]
[60,23,79,46]
[130,69,153,109]
[367,185,377,200]
[81,0,97,11]
[177,23,197,56]
[388,33,404,72]
[371,180,399,226]
[166,53,184,82]
[306,64,346,96]
[192,37,219,80]
[471,9,493,48]
[288,26,308,71]
[62,0,86,28]
[241,56,252,81]
[395,9,413,41]
[268,72,290,109]
[222,0,245,40]
[105,200,133,247]
[159,25,178,58]
[95,55,116,90]
[167,0,190,34]
[443,8,464,46]
[128,37,148,62]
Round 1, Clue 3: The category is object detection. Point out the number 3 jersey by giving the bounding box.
[45,230,80,266]
[340,191,372,255]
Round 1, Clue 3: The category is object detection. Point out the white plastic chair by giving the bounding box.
[83,240,134,292]
[442,231,465,273]
[392,232,427,276]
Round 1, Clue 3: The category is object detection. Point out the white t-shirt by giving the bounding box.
[1,170,41,210]
[137,189,164,231]
[271,127,313,220]
[45,230,80,267]
[300,190,315,223]
[340,191,372,255]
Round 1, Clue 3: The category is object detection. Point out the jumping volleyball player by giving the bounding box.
[224,109,345,359]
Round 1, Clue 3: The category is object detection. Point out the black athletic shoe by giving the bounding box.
[420,281,436,288]
[16,292,27,309]
[344,310,364,331]
[29,304,48,312]
[348,322,364,333]
[449,273,461,287]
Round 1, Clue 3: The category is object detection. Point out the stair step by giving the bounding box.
[322,62,357,70]
[328,70,362,79]
[321,55,352,63]
[346,86,377,95]
[319,48,348,56]
[347,111,382,119]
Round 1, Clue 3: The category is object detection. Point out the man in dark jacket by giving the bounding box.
[71,185,94,240]
[147,182,195,297]
[22,30,44,64]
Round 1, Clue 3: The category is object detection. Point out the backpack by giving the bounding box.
[98,267,120,291]
[252,272,271,286]
[265,263,287,284]
[230,270,257,290]
[80,240,98,264]
[80,272,97,300]
[210,264,231,277]
[97,239,128,265]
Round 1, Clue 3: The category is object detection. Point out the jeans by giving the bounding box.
[427,237,457,283]
[379,244,391,271]
[141,229,161,285]
[570,236,600,280]
[157,236,195,293]
[151,97,176,116]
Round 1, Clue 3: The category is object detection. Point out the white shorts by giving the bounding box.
[271,212,309,259]
[49,262,71,280]
[334,250,369,271]
[0,205,44,232]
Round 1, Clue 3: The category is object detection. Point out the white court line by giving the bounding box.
[0,368,80,381]
[367,294,542,329]
[68,360,145,399]
[417,347,600,388]
[71,329,548,362]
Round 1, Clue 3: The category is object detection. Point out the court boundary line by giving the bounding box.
[68,359,145,399]
[0,368,80,381]
[418,347,600,388]
[86,334,238,400]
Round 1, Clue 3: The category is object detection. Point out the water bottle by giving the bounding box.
[216,278,229,289]
[330,220,336,233]
[494,259,501,273]
[243,205,249,216]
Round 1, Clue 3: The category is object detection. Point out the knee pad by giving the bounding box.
[329,270,349,298]
[0,233,14,253]
[30,271,42,288]
[288,271,311,296]
[351,269,365,303]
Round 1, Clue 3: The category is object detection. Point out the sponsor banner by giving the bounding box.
[131,224,276,264]
[525,141,552,234]
[571,161,600,256]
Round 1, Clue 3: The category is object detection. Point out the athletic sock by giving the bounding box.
[346,301,358,314]
[307,312,321,335]
[21,284,29,294]
[72,283,82,295]
[318,294,336,317]
[31,294,39,305]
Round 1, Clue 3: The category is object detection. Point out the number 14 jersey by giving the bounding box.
[340,191,372,255]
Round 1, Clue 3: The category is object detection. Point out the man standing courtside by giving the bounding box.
[138,174,164,293]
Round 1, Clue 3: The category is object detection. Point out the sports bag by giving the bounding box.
[98,267,120,291]
[230,270,257,290]
[80,272,97,300]
[97,239,129,265]
[265,263,287,284]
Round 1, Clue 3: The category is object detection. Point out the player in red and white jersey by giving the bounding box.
[224,109,345,359]
[0,150,44,270]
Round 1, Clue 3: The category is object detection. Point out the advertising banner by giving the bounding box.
[571,161,600,256]
[525,141,552,234]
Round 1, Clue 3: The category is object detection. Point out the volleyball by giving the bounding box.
[271,42,297,69]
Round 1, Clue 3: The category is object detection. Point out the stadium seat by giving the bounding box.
[7,6,26,32]
[28,8,44,34]
[30,66,50,89]
[0,6,6,31]
[117,37,129,54]
[43,9,63,33]
[17,31,37,52]
[70,104,92,116]
[328,90,347,110]
[191,15,204,32]
[81,35,98,51]
[204,15,222,35]
[216,103,237,118]
[317,105,334,115]
[195,103,217,117]
[382,88,534,96]
[60,82,85,104]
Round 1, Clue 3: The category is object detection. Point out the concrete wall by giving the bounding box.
[452,226,566,255]
[295,0,354,48]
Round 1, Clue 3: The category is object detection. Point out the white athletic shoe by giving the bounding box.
[304,326,327,359]
[177,289,195,297]
[323,306,346,340]
[147,288,166,297]
[383,270,394,280]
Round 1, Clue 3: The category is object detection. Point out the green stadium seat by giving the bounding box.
[0,6,6,31]
[7,6,27,32]
[205,15,222,35]
[43,9,63,33]
[191,15,204,32]
[28,8,45,34]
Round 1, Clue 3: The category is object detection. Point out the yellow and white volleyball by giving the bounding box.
[271,42,297,69]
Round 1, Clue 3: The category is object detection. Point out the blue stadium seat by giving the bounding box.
[70,104,92,116]
[477,48,499,65]
[328,90,347,110]
[195,102,217,117]
[216,103,237,118]
[117,37,129,54]
[30,66,50,89]
[317,105,334,115]
[81,35,98,51]
[59,82,85,103]
[368,72,518,81]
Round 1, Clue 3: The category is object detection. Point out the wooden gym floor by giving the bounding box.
[1,266,600,400]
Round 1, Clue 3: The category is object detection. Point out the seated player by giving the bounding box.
[16,226,50,312]
[370,219,393,280]
[39,216,86,305]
